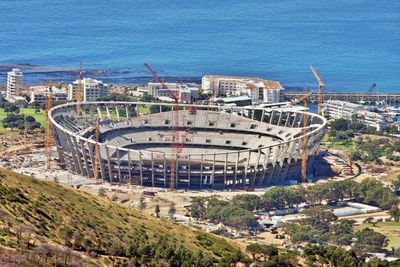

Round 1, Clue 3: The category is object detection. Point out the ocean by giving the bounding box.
[0,0,399,91]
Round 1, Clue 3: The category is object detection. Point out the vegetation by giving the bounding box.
[0,168,244,266]
[0,107,46,133]
[305,243,400,266]
[185,196,259,231]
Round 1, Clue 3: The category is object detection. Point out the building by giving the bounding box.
[68,78,109,102]
[323,100,389,131]
[29,86,68,104]
[6,69,24,102]
[50,101,326,189]
[147,82,200,102]
[201,75,284,104]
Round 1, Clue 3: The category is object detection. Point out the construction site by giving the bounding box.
[0,64,331,190]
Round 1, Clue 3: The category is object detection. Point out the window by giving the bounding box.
[187,120,193,125]
[242,141,248,146]
[164,120,170,125]
[206,139,211,143]
[209,121,215,126]
[250,124,257,129]
[148,137,152,141]
[143,120,148,125]
[230,123,236,128]
[225,140,231,145]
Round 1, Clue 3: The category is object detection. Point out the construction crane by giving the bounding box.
[23,120,28,151]
[93,117,101,182]
[309,65,325,116]
[44,81,53,170]
[288,92,312,182]
[76,62,83,119]
[144,63,182,192]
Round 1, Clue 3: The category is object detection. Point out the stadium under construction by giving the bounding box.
[49,101,326,189]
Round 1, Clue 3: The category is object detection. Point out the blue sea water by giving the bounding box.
[0,0,399,91]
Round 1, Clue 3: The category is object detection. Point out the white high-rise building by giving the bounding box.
[68,78,109,102]
[201,75,284,104]
[6,69,24,102]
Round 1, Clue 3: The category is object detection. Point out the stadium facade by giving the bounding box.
[49,101,326,189]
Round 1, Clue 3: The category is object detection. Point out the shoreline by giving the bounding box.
[0,64,398,93]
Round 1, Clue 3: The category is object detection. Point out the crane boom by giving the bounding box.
[309,65,325,116]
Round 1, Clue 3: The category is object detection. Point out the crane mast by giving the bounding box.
[144,63,181,192]
[309,65,325,116]
[288,92,311,182]
[45,81,53,170]
[76,62,83,118]
[93,117,101,182]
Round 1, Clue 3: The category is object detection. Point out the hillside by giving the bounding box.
[0,168,240,266]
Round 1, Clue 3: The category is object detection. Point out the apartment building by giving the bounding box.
[6,69,24,102]
[68,78,109,102]
[201,75,284,104]
[323,100,388,131]
[147,82,200,102]
[29,86,68,104]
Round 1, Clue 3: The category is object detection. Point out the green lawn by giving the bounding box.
[0,108,46,134]
[138,104,150,114]
[354,222,400,248]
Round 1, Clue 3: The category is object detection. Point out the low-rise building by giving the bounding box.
[323,100,389,131]
[68,78,109,102]
[147,82,200,102]
[6,69,24,102]
[29,86,68,104]
[201,75,284,104]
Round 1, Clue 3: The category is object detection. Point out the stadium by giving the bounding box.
[49,101,326,189]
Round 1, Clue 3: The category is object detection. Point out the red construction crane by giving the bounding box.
[144,63,186,191]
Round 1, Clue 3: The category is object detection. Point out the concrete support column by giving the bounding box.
[106,106,111,120]
[105,146,113,182]
[115,105,120,121]
[151,152,155,187]
[116,149,122,183]
[127,150,132,184]
[139,151,143,186]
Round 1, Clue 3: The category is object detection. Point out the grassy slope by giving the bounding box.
[354,222,400,248]
[0,108,46,133]
[0,168,237,263]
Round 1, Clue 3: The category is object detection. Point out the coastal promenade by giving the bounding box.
[285,92,400,104]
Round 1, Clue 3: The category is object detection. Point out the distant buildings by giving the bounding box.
[6,69,24,102]
[147,82,200,102]
[323,100,389,131]
[68,78,109,102]
[201,75,284,104]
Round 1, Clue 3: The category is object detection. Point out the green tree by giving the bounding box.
[139,196,147,211]
[98,187,107,197]
[354,228,388,253]
[168,203,176,220]
[154,204,160,217]
[390,205,399,222]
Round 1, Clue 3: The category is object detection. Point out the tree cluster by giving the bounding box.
[186,195,259,231]
[285,207,388,253]
[352,137,400,163]
[2,114,41,131]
